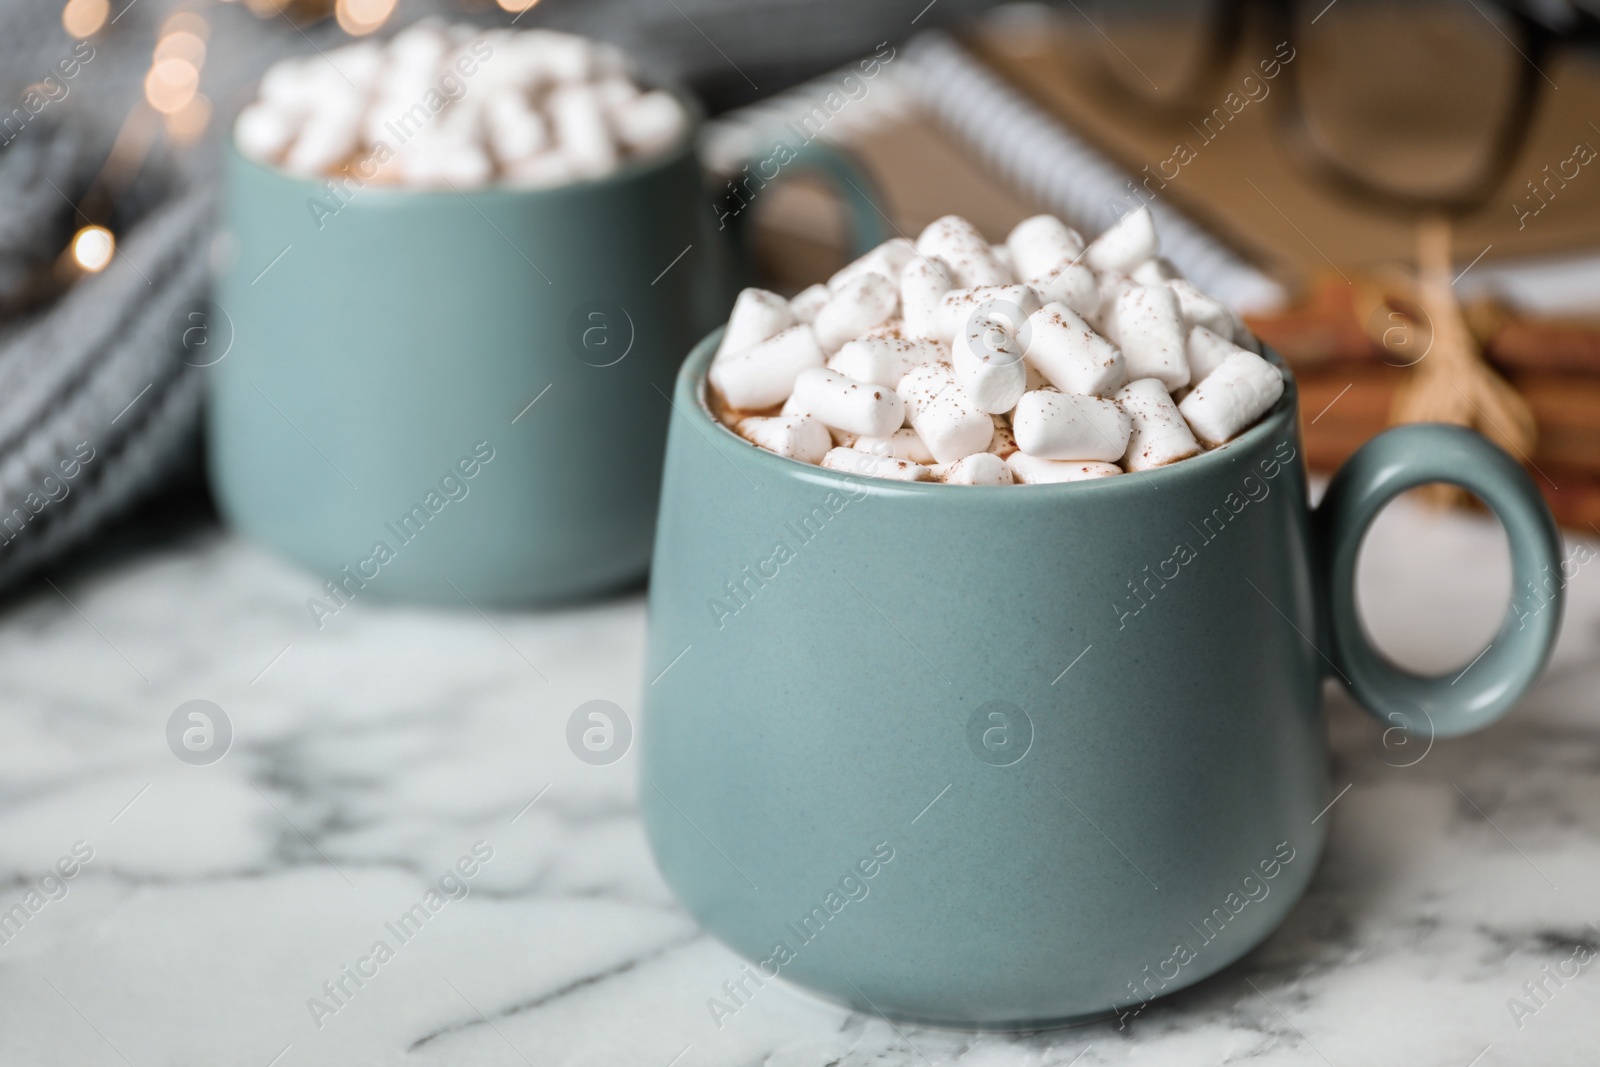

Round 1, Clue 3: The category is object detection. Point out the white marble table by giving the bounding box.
[0,494,1596,1067]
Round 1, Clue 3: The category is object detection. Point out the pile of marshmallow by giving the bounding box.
[708,208,1284,485]
[235,22,686,188]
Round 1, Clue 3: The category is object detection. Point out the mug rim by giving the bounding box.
[224,81,704,203]
[678,325,1301,496]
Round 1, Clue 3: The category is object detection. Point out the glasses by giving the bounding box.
[1079,0,1590,216]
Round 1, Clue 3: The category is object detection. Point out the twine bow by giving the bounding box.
[1352,215,1537,505]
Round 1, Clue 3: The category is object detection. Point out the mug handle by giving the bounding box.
[710,141,894,295]
[775,141,895,258]
[1312,423,1564,737]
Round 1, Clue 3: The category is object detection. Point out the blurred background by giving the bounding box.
[5,0,1600,593]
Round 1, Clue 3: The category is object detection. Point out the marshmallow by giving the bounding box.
[235,103,299,162]
[397,134,493,186]
[244,28,685,189]
[1090,272,1137,334]
[711,324,825,410]
[436,98,486,146]
[782,389,867,451]
[1006,215,1085,281]
[1131,257,1182,285]
[1117,378,1201,470]
[260,56,333,110]
[1022,359,1050,393]
[937,284,1041,346]
[940,451,1014,485]
[1011,390,1131,462]
[790,368,905,438]
[712,214,1272,485]
[1107,286,1190,391]
[990,243,1014,276]
[737,415,831,463]
[719,288,794,357]
[485,93,550,163]
[898,362,994,464]
[900,256,954,341]
[469,37,542,92]
[1166,279,1232,337]
[829,336,944,387]
[283,99,363,175]
[861,321,908,341]
[1031,262,1098,317]
[915,215,1011,287]
[821,447,934,482]
[379,29,443,78]
[830,238,917,293]
[362,92,417,145]
[952,308,1028,415]
[789,284,832,325]
[1186,324,1246,385]
[1178,351,1285,445]
[854,427,935,464]
[1023,302,1125,397]
[327,42,383,89]
[481,37,556,91]
[530,30,595,82]
[1084,206,1159,274]
[549,85,617,176]
[595,75,640,110]
[612,90,685,154]
[375,56,437,105]
[389,22,450,71]
[1008,454,1122,483]
[813,273,898,354]
[505,151,578,189]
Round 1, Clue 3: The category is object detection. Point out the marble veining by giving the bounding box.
[0,494,1596,1066]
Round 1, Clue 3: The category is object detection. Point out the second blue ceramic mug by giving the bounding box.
[208,91,885,606]
[640,331,1564,1028]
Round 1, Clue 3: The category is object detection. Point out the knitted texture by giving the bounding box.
[0,121,212,595]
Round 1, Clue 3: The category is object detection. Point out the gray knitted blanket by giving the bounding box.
[0,121,211,595]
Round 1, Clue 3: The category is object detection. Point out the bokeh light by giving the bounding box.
[161,10,209,36]
[335,0,396,35]
[165,93,212,143]
[72,225,115,272]
[61,0,109,38]
[155,30,207,67]
[145,57,200,115]
[496,0,540,12]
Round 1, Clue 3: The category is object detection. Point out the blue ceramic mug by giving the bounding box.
[640,330,1564,1028]
[208,94,885,607]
